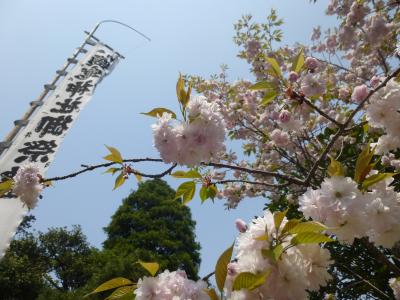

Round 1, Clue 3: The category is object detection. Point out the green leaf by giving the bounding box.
[84,278,133,297]
[249,81,275,90]
[0,180,13,197]
[113,173,126,190]
[200,186,208,202]
[175,181,196,205]
[288,221,327,234]
[327,156,345,177]
[176,74,189,107]
[260,90,277,106]
[261,244,283,262]
[104,167,121,175]
[273,209,288,231]
[266,57,282,78]
[205,288,219,300]
[171,170,202,179]
[292,49,304,73]
[106,285,136,300]
[215,243,234,292]
[207,185,218,200]
[134,173,142,182]
[354,145,375,183]
[281,219,302,234]
[141,107,177,119]
[254,234,268,241]
[104,145,123,164]
[362,173,397,190]
[291,232,334,245]
[137,260,159,277]
[232,270,271,291]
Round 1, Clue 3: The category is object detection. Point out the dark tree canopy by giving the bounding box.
[103,179,201,280]
[0,179,201,299]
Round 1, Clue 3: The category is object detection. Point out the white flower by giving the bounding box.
[231,211,333,300]
[301,74,326,97]
[366,80,400,152]
[365,178,400,248]
[299,176,366,243]
[12,164,43,209]
[135,269,208,300]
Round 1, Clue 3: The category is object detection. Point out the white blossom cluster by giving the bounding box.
[134,269,208,300]
[152,96,226,166]
[366,80,400,153]
[12,164,43,209]
[226,211,332,300]
[299,176,400,248]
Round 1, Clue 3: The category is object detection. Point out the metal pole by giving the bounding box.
[0,20,150,157]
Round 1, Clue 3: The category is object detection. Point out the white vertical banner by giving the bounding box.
[0,43,119,257]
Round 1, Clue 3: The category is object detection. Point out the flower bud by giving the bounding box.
[235,218,248,233]
[288,71,299,82]
[305,57,319,70]
[351,84,368,103]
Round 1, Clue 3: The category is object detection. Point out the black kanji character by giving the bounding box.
[50,97,82,114]
[74,66,102,80]
[14,140,57,163]
[87,55,114,69]
[1,166,19,180]
[25,132,32,138]
[35,115,73,138]
[66,80,93,97]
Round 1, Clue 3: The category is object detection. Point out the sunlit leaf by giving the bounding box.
[273,209,288,231]
[354,144,375,183]
[84,278,133,297]
[260,90,277,106]
[362,173,397,190]
[281,219,301,234]
[207,185,218,200]
[104,167,120,175]
[113,173,126,190]
[175,181,196,205]
[215,243,234,292]
[266,57,282,77]
[141,108,177,119]
[232,270,271,291]
[288,221,327,234]
[137,260,159,277]
[292,49,304,73]
[104,145,123,164]
[106,285,136,300]
[327,156,345,177]
[0,180,13,197]
[291,232,334,245]
[250,81,275,90]
[134,173,142,182]
[261,244,283,262]
[200,186,208,202]
[205,288,219,300]
[171,170,202,179]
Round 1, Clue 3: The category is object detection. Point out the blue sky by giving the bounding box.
[0,0,334,277]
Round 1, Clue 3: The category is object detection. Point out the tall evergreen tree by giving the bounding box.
[102,179,201,280]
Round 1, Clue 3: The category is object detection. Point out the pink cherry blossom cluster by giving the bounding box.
[134,269,208,300]
[12,164,43,209]
[152,96,226,166]
[225,211,332,300]
[366,80,400,153]
[299,176,400,248]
